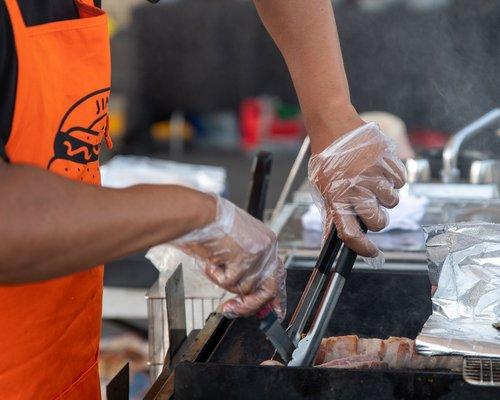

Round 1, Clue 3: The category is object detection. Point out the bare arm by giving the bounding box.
[0,159,215,284]
[254,1,406,258]
[253,0,364,153]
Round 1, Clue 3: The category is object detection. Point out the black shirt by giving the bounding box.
[0,0,89,162]
[0,0,17,162]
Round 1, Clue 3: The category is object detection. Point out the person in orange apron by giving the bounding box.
[0,0,404,398]
[0,1,111,398]
[0,1,284,398]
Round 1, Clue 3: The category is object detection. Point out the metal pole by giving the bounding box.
[270,136,310,224]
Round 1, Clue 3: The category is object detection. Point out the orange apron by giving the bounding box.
[0,0,111,398]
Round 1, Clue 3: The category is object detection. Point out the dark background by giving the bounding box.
[112,0,500,136]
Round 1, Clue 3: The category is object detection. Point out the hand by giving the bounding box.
[308,122,406,257]
[172,195,286,320]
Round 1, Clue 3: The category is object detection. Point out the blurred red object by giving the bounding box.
[240,98,262,150]
[240,97,303,150]
[270,119,302,136]
[409,129,450,151]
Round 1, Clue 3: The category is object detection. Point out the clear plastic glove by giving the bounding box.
[308,122,406,259]
[171,195,286,320]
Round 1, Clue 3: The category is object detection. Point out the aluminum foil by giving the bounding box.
[416,222,500,357]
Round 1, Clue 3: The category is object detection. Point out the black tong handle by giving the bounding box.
[334,221,367,278]
[316,228,343,274]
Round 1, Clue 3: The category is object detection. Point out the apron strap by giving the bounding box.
[4,0,101,30]
[78,0,100,7]
[4,0,28,30]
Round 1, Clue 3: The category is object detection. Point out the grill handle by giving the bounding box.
[246,150,275,320]
[246,151,273,221]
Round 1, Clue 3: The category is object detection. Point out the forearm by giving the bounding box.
[254,0,364,153]
[0,163,215,284]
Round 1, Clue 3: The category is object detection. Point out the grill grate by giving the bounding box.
[463,356,500,387]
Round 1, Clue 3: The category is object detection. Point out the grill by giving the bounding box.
[144,265,500,399]
[142,149,500,399]
[463,357,500,387]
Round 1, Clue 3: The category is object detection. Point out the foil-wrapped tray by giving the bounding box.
[417,222,500,358]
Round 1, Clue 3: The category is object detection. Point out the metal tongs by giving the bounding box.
[260,226,365,366]
[246,148,363,367]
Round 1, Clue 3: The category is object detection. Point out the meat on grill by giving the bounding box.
[261,360,285,367]
[318,354,388,370]
[315,335,462,371]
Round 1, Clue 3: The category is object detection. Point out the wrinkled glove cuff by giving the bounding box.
[172,194,234,245]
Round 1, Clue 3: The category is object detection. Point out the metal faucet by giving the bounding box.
[441,108,500,183]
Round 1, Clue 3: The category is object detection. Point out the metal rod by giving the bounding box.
[191,300,194,328]
[270,136,310,223]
